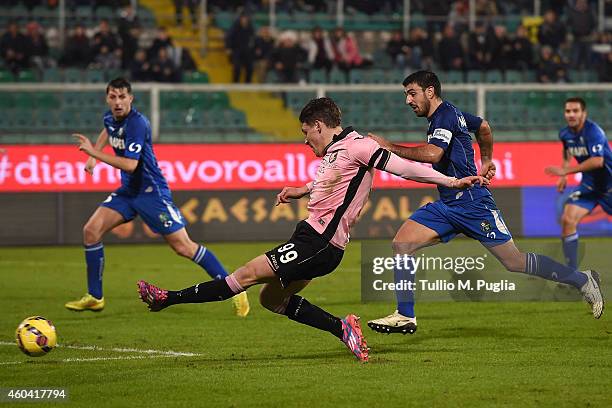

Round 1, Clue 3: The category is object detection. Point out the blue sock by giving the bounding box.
[525,252,587,289]
[562,233,579,269]
[85,242,104,299]
[192,245,228,280]
[395,255,416,318]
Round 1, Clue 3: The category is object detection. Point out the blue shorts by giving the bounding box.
[410,196,513,246]
[565,185,612,215]
[101,189,185,235]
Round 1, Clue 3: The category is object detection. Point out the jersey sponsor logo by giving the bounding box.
[567,146,589,157]
[128,143,142,153]
[109,136,125,150]
[429,128,452,144]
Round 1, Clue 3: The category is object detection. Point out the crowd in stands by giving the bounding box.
[1,0,610,83]
[223,0,610,83]
[0,1,195,82]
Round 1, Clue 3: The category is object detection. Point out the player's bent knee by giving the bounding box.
[392,239,418,255]
[501,259,525,273]
[172,243,193,258]
[258,287,288,314]
[83,222,103,244]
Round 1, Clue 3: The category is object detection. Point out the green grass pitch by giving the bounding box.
[0,238,610,407]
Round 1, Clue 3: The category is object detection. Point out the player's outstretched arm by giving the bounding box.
[381,152,489,189]
[84,129,109,175]
[368,133,444,164]
[545,147,571,192]
[474,119,496,179]
[73,133,138,173]
[275,183,311,206]
[545,156,604,177]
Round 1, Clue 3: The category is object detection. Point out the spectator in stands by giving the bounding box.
[305,26,334,74]
[437,23,465,71]
[60,24,91,68]
[510,25,534,70]
[536,45,568,83]
[475,0,499,18]
[489,25,512,72]
[118,3,141,69]
[407,27,434,70]
[448,0,470,34]
[151,47,179,82]
[254,26,275,81]
[422,0,450,35]
[386,30,412,70]
[537,10,566,49]
[24,21,52,74]
[90,44,121,71]
[330,27,369,74]
[176,46,196,75]
[591,31,612,71]
[92,19,119,59]
[567,0,596,69]
[225,14,256,83]
[148,27,175,62]
[468,22,495,70]
[173,0,198,29]
[270,30,305,83]
[0,21,28,76]
[130,49,151,82]
[598,50,612,82]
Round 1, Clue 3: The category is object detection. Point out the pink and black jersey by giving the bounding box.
[305,127,383,249]
[305,126,455,249]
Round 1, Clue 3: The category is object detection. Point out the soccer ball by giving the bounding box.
[15,316,57,357]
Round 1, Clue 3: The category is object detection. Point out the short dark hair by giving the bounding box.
[299,97,341,127]
[402,70,442,97]
[565,97,586,110]
[106,77,132,94]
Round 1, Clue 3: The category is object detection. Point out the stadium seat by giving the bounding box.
[63,68,84,83]
[0,70,14,82]
[184,71,209,83]
[17,70,38,82]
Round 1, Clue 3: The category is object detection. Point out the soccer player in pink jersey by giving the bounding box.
[137,97,487,362]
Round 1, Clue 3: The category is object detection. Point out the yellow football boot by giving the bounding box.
[65,294,105,312]
[232,291,250,317]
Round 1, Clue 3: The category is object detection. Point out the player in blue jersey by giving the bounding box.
[65,78,250,316]
[367,71,604,334]
[545,97,612,269]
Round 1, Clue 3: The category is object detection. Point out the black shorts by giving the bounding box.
[265,221,344,287]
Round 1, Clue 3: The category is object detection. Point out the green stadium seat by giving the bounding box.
[63,68,84,83]
[485,71,503,83]
[184,71,209,83]
[308,69,327,84]
[505,70,522,83]
[85,69,105,83]
[0,70,14,82]
[467,70,483,83]
[17,70,38,82]
[43,67,61,82]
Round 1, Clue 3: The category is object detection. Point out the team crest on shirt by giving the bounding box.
[159,213,173,228]
[328,151,339,163]
[480,220,492,232]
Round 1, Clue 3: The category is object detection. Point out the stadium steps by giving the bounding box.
[139,0,300,140]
